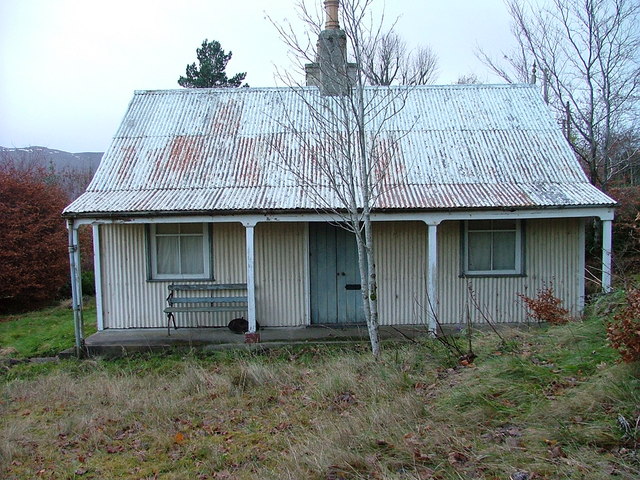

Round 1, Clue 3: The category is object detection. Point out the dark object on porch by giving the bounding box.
[164,283,248,335]
[228,317,260,334]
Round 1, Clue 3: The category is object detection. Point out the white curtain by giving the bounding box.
[155,224,205,276]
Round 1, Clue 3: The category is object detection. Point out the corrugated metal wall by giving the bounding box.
[101,224,164,328]
[374,222,427,325]
[101,223,249,328]
[213,222,246,283]
[100,222,307,328]
[99,218,582,329]
[255,223,307,326]
[437,218,582,325]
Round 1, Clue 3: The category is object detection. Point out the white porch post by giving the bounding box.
[93,224,104,331]
[602,219,613,293]
[577,218,586,312]
[67,219,84,355]
[427,223,438,334]
[245,223,257,335]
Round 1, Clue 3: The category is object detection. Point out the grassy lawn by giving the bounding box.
[0,300,97,358]
[0,296,639,479]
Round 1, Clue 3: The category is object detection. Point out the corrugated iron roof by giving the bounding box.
[64,84,614,216]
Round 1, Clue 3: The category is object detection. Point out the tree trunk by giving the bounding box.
[354,226,379,356]
[363,212,380,357]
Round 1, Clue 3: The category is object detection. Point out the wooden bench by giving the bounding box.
[164,283,248,335]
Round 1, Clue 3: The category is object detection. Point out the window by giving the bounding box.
[149,223,211,280]
[463,219,523,275]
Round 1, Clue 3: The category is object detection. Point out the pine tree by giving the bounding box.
[178,39,247,88]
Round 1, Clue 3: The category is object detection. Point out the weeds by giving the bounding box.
[618,413,640,449]
[518,283,570,324]
[2,293,639,479]
[607,287,640,363]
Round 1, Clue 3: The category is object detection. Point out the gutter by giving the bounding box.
[66,219,85,357]
[62,201,617,221]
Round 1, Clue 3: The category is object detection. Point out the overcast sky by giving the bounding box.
[0,0,521,153]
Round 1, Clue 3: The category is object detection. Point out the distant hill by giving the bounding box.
[0,146,102,172]
[0,146,103,200]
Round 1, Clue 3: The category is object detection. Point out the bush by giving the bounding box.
[0,165,69,312]
[607,288,640,363]
[608,186,640,275]
[81,270,96,296]
[518,283,569,324]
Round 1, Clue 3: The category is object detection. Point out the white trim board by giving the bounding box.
[68,206,615,229]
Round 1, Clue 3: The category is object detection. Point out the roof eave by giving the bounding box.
[62,202,617,221]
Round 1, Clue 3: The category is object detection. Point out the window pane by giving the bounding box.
[180,236,204,274]
[152,223,210,278]
[468,232,491,271]
[157,236,179,274]
[180,223,203,234]
[156,224,180,234]
[493,232,516,270]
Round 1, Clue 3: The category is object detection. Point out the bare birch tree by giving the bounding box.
[363,30,439,86]
[270,0,414,356]
[455,73,482,85]
[402,45,439,85]
[478,0,640,190]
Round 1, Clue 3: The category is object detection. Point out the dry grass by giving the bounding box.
[1,314,639,479]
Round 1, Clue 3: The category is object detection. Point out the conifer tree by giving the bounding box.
[178,39,247,88]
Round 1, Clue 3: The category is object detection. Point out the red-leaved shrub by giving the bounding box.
[607,288,640,363]
[518,284,569,324]
[0,165,69,311]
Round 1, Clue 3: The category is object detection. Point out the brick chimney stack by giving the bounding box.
[305,0,356,96]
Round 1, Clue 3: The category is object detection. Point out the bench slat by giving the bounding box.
[168,283,247,291]
[165,283,249,335]
[169,296,247,304]
[165,306,247,313]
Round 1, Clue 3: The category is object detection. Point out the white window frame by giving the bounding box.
[463,219,523,276]
[149,223,212,280]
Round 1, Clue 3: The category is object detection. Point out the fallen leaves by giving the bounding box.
[548,444,567,459]
[447,451,469,466]
[482,424,525,449]
[329,391,358,411]
[270,421,292,433]
[105,444,125,454]
[2,325,638,480]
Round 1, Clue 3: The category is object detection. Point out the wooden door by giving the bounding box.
[309,223,364,325]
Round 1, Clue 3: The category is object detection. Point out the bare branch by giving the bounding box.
[402,45,439,85]
[267,0,422,356]
[478,0,640,190]
[362,29,438,86]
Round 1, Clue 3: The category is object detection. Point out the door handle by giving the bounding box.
[345,284,361,290]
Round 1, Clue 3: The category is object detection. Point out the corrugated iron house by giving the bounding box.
[63,5,615,346]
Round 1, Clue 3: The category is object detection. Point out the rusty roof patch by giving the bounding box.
[65,85,615,216]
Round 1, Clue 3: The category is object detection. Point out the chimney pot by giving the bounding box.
[325,0,339,29]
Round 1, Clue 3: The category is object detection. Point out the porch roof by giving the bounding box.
[64,84,614,217]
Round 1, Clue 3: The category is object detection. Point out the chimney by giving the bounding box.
[325,0,339,29]
[305,1,356,96]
